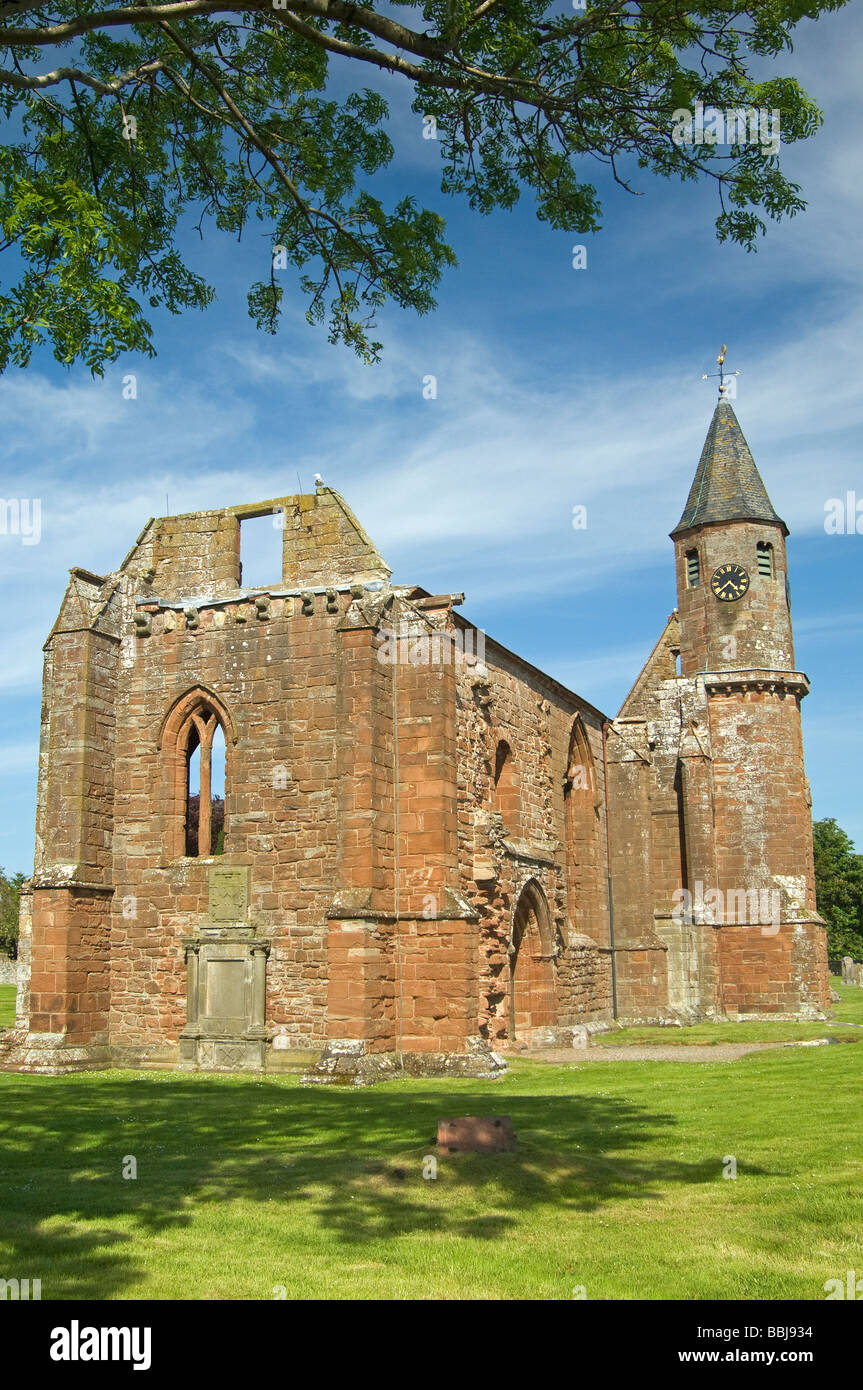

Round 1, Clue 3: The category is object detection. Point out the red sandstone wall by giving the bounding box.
[111,584,348,1053]
[29,888,111,1042]
[454,637,612,1044]
[708,688,816,906]
[717,921,829,1017]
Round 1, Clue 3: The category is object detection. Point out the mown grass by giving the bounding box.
[0,985,15,1029]
[830,980,863,1024]
[594,979,863,1045]
[1,1043,861,1301]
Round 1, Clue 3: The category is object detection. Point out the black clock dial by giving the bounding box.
[710,563,750,602]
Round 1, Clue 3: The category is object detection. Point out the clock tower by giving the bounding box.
[671,394,794,675]
[661,387,829,1018]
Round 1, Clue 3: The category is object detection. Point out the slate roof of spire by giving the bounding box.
[671,399,787,538]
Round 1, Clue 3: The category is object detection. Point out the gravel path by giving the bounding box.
[525,1041,801,1064]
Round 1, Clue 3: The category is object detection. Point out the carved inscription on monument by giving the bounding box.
[208,866,250,923]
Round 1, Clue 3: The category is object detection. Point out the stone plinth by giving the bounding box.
[179,928,270,1071]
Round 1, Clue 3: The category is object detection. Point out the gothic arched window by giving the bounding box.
[159,689,236,860]
[563,716,601,942]
[185,714,226,857]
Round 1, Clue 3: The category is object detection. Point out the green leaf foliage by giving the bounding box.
[0,867,24,960]
[812,818,863,959]
[0,0,849,369]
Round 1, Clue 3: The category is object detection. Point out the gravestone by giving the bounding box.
[437,1116,515,1153]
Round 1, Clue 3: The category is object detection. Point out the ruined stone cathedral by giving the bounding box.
[4,396,829,1077]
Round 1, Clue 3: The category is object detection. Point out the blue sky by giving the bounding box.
[1,6,862,874]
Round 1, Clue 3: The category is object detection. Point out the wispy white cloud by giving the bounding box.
[2,278,862,686]
[0,740,40,776]
[1,2,861,872]
[538,643,659,708]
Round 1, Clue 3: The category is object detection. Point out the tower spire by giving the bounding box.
[671,396,787,539]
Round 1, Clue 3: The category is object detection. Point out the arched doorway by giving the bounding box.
[510,880,557,1039]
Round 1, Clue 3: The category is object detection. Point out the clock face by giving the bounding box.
[711,563,750,602]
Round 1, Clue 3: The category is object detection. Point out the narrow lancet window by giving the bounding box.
[182,704,226,857]
[757,541,774,578]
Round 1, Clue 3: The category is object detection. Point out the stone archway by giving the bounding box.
[510,879,557,1040]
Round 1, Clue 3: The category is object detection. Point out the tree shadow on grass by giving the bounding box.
[0,1074,774,1297]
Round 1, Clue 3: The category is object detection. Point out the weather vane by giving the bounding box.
[702,344,740,398]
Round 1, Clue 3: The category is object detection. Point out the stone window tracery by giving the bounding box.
[159,689,234,860]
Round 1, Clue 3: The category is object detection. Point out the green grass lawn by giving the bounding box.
[594,979,863,1045]
[830,979,863,1024]
[0,985,15,1029]
[1,1043,861,1300]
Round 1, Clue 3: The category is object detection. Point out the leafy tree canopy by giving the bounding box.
[812,817,863,959]
[0,0,847,370]
[0,866,25,959]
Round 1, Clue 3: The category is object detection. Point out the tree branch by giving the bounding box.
[0,58,167,96]
[156,17,381,299]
